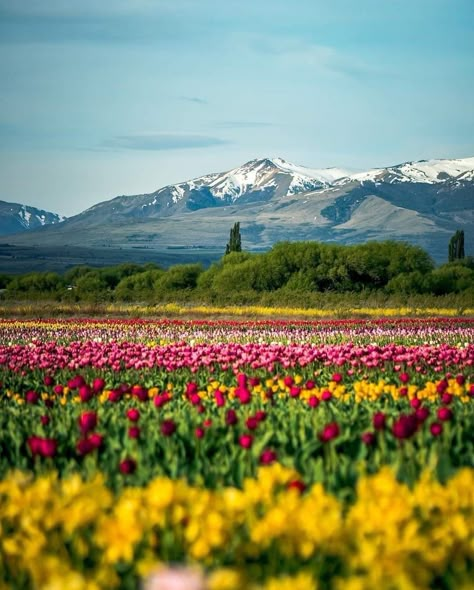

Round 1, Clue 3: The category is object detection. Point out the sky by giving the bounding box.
[0,0,473,217]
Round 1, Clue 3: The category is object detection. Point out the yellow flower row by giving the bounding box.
[1,302,474,318]
[1,464,473,590]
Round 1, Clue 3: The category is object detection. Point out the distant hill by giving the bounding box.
[0,200,65,236]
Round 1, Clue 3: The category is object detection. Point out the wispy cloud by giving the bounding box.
[216,121,274,129]
[101,132,228,151]
[234,33,377,79]
[179,96,208,105]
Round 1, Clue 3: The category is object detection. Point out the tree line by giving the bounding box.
[1,239,473,304]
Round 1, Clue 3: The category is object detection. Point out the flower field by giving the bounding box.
[0,318,473,589]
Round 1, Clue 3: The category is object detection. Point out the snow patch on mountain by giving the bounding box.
[350,156,474,185]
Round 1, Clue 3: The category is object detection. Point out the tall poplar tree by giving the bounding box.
[225,222,242,255]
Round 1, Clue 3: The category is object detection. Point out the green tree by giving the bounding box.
[225,222,242,255]
[448,229,465,262]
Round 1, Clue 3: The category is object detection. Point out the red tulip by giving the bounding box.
[437,407,453,422]
[92,378,105,392]
[239,434,253,449]
[319,422,340,442]
[399,372,410,384]
[78,411,97,434]
[321,390,332,402]
[361,432,376,445]
[225,409,238,426]
[25,390,39,404]
[119,458,137,475]
[392,414,418,439]
[430,422,443,436]
[373,412,386,430]
[39,438,57,458]
[128,426,140,439]
[308,395,319,408]
[76,438,95,456]
[79,385,93,403]
[259,449,277,465]
[245,416,259,430]
[126,408,140,422]
[195,427,205,439]
[287,480,306,493]
[161,419,176,436]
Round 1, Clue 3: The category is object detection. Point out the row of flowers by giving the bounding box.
[1,371,472,490]
[1,463,473,589]
[1,340,473,374]
[1,317,473,346]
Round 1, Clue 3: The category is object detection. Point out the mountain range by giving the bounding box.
[2,155,473,271]
[0,201,65,236]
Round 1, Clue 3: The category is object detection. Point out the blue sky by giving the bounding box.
[0,0,473,216]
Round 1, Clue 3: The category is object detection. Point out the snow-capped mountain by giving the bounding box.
[80,157,354,221]
[5,155,474,265]
[0,201,65,236]
[348,156,474,185]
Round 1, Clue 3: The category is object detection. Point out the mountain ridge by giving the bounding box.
[3,154,473,267]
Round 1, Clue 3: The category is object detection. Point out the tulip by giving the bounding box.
[126,408,140,422]
[79,385,93,403]
[289,386,301,398]
[245,417,259,430]
[361,432,376,446]
[456,374,465,386]
[40,415,50,426]
[78,411,97,435]
[287,480,306,493]
[195,427,205,439]
[108,389,122,403]
[128,426,140,439]
[92,378,105,392]
[399,372,410,383]
[259,449,277,465]
[25,390,39,404]
[321,390,332,402]
[373,412,386,430]
[76,438,95,456]
[308,395,319,408]
[441,393,453,405]
[119,458,137,475]
[27,436,42,456]
[283,375,293,387]
[319,422,340,442]
[332,372,342,383]
[436,379,448,394]
[89,433,104,448]
[239,434,253,449]
[392,414,418,439]
[430,422,443,436]
[39,437,57,458]
[43,375,54,386]
[415,407,430,423]
[437,407,453,422]
[161,419,176,436]
[225,409,238,426]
